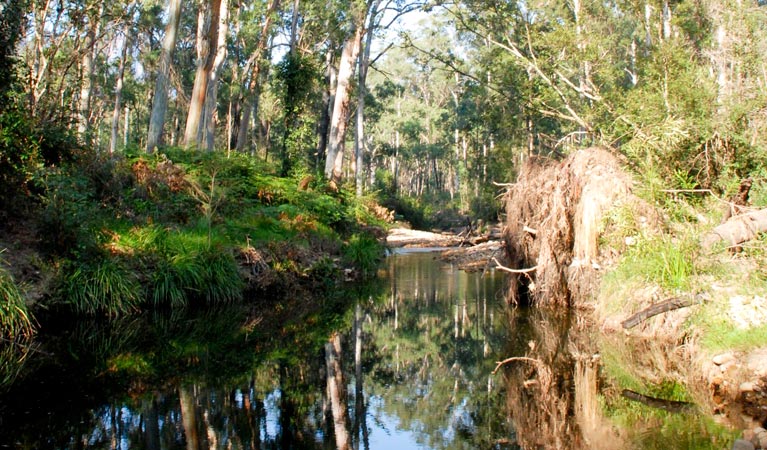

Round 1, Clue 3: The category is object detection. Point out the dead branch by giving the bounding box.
[492,356,542,374]
[621,389,695,413]
[523,226,538,235]
[703,208,767,251]
[621,297,694,329]
[493,257,537,274]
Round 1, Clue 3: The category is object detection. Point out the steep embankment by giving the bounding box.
[501,146,767,439]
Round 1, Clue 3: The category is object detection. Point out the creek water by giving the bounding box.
[0,251,734,449]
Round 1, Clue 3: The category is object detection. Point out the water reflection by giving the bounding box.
[0,252,735,449]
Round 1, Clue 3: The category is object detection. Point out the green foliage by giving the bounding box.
[607,234,696,292]
[58,258,141,316]
[343,234,383,276]
[0,263,33,338]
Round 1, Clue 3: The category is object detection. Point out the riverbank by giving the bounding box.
[493,147,767,445]
[0,148,389,330]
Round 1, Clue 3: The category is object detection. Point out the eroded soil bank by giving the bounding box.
[498,147,767,443]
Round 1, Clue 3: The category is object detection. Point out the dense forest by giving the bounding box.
[1,0,767,325]
[2,0,764,205]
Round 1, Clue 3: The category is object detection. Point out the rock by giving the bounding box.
[714,352,737,366]
[736,439,758,450]
[740,382,757,393]
[733,439,756,450]
[752,427,767,449]
[746,350,767,377]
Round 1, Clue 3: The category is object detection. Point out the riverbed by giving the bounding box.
[0,251,737,449]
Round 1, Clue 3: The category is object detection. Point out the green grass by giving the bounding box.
[59,258,141,316]
[343,234,384,276]
[0,265,34,337]
[606,233,696,292]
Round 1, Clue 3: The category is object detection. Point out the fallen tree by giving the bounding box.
[702,208,767,251]
[503,147,656,307]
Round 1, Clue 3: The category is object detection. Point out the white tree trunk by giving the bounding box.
[77,4,103,140]
[203,0,230,151]
[110,30,131,154]
[325,27,363,182]
[354,1,379,197]
[146,0,183,153]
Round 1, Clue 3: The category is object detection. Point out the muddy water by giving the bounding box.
[0,251,735,449]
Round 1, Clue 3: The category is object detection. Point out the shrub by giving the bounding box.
[343,234,383,276]
[0,265,33,337]
[58,258,141,316]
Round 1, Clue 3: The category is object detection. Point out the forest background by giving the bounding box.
[2,0,767,326]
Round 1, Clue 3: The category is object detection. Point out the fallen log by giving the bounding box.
[621,389,696,413]
[702,208,767,251]
[621,297,693,329]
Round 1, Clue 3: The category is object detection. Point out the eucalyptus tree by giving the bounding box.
[146,0,183,153]
[182,0,226,148]
[234,0,283,153]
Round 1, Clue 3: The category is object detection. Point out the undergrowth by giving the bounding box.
[27,147,387,317]
[0,263,34,337]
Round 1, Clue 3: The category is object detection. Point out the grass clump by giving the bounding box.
[343,234,383,276]
[0,264,34,337]
[608,233,696,292]
[58,258,141,316]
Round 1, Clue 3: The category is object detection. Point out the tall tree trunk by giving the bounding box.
[123,105,130,147]
[110,29,131,154]
[317,49,336,170]
[183,0,224,147]
[354,0,380,197]
[77,4,103,141]
[325,332,351,450]
[146,0,183,153]
[325,26,364,182]
[203,0,230,151]
[235,0,281,152]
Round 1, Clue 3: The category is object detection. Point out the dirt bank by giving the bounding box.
[500,146,767,439]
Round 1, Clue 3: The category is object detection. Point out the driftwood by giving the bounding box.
[621,297,694,329]
[702,208,767,251]
[621,389,695,413]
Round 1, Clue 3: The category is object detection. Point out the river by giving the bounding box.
[0,250,736,449]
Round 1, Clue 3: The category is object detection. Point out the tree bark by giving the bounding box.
[110,27,131,154]
[235,0,281,152]
[316,49,336,170]
[203,0,230,151]
[183,0,224,147]
[325,26,364,182]
[146,0,183,153]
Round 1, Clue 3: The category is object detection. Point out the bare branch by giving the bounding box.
[492,356,542,374]
[493,257,536,274]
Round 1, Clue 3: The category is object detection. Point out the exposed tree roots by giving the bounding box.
[503,147,652,307]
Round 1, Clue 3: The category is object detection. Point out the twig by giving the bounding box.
[493,257,536,274]
[523,226,537,235]
[492,356,541,374]
[0,336,52,356]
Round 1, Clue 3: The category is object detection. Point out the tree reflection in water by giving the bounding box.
[0,251,635,449]
[498,307,622,450]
